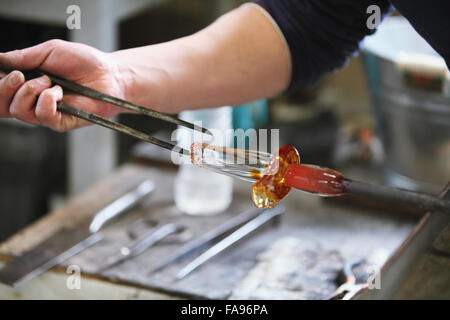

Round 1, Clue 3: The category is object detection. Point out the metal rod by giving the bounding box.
[149,208,265,274]
[57,102,190,156]
[342,179,450,214]
[88,180,156,233]
[175,206,285,280]
[98,223,180,272]
[43,71,212,136]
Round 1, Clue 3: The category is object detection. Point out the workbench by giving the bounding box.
[0,163,418,299]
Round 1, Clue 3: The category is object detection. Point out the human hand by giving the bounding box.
[0,39,132,131]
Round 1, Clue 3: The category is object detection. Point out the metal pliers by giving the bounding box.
[2,69,211,156]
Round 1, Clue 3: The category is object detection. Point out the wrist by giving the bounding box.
[109,51,174,114]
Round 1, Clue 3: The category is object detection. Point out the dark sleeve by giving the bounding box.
[390,0,450,68]
[255,0,391,92]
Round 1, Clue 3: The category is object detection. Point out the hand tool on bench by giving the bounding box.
[149,207,269,275]
[0,180,155,287]
[175,205,285,280]
[98,220,191,272]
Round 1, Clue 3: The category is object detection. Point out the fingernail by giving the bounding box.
[7,71,22,86]
[55,85,63,97]
[38,76,51,86]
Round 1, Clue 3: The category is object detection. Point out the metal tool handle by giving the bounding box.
[45,72,211,135]
[129,223,180,258]
[150,208,266,274]
[89,180,155,233]
[176,205,285,280]
[57,102,189,156]
[99,223,180,271]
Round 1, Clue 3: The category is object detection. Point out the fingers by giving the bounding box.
[0,71,25,117]
[35,85,64,130]
[9,75,51,124]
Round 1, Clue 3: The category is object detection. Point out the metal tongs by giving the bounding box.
[12,70,212,156]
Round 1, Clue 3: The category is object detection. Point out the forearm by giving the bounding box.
[112,4,291,114]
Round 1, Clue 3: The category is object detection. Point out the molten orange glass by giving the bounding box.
[284,164,347,196]
[251,146,300,208]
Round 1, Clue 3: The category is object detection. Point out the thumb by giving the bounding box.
[0,39,64,71]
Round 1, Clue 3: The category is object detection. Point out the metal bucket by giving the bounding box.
[362,17,450,192]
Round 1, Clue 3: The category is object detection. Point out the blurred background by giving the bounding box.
[0,0,449,242]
